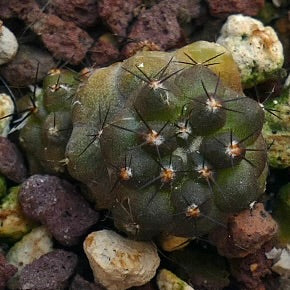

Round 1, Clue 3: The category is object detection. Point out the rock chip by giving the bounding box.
[6,226,54,289]
[19,175,99,246]
[268,245,290,278]
[230,242,273,289]
[206,0,265,17]
[98,0,142,36]
[211,203,278,258]
[0,45,56,87]
[49,0,99,28]
[18,249,77,290]
[123,2,180,57]
[10,0,93,65]
[123,0,200,57]
[0,137,27,183]
[9,0,42,24]
[0,21,18,65]
[0,253,17,290]
[83,230,160,290]
[217,14,284,87]
[34,14,94,65]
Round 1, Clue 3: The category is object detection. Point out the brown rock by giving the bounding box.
[210,203,278,258]
[0,253,17,290]
[10,0,93,65]
[89,34,120,67]
[0,0,16,19]
[0,44,56,87]
[206,0,265,17]
[18,250,77,290]
[19,175,99,246]
[34,15,93,65]
[49,0,99,28]
[10,0,43,24]
[0,137,27,183]
[122,0,200,57]
[98,0,142,36]
[123,3,180,57]
[230,243,274,290]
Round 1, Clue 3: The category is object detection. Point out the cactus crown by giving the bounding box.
[18,41,268,240]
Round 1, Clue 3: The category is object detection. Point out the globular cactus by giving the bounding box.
[19,41,268,240]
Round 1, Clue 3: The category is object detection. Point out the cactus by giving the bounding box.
[19,41,268,240]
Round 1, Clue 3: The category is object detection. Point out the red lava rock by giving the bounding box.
[229,243,274,290]
[123,3,180,57]
[18,250,77,290]
[10,0,93,65]
[19,175,99,246]
[0,137,27,183]
[98,0,142,36]
[0,253,17,290]
[10,0,43,24]
[122,0,200,57]
[0,0,16,19]
[34,14,93,65]
[0,44,56,87]
[206,0,265,17]
[49,0,99,28]
[89,34,120,67]
[210,203,278,258]
[69,274,105,290]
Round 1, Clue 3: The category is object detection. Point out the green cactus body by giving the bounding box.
[19,69,80,174]
[20,41,268,240]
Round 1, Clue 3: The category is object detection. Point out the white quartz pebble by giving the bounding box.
[0,21,18,65]
[217,14,284,87]
[84,230,160,290]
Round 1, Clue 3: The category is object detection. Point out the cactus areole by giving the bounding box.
[19,41,268,240]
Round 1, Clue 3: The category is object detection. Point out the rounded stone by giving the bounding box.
[83,230,160,290]
[0,21,18,65]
